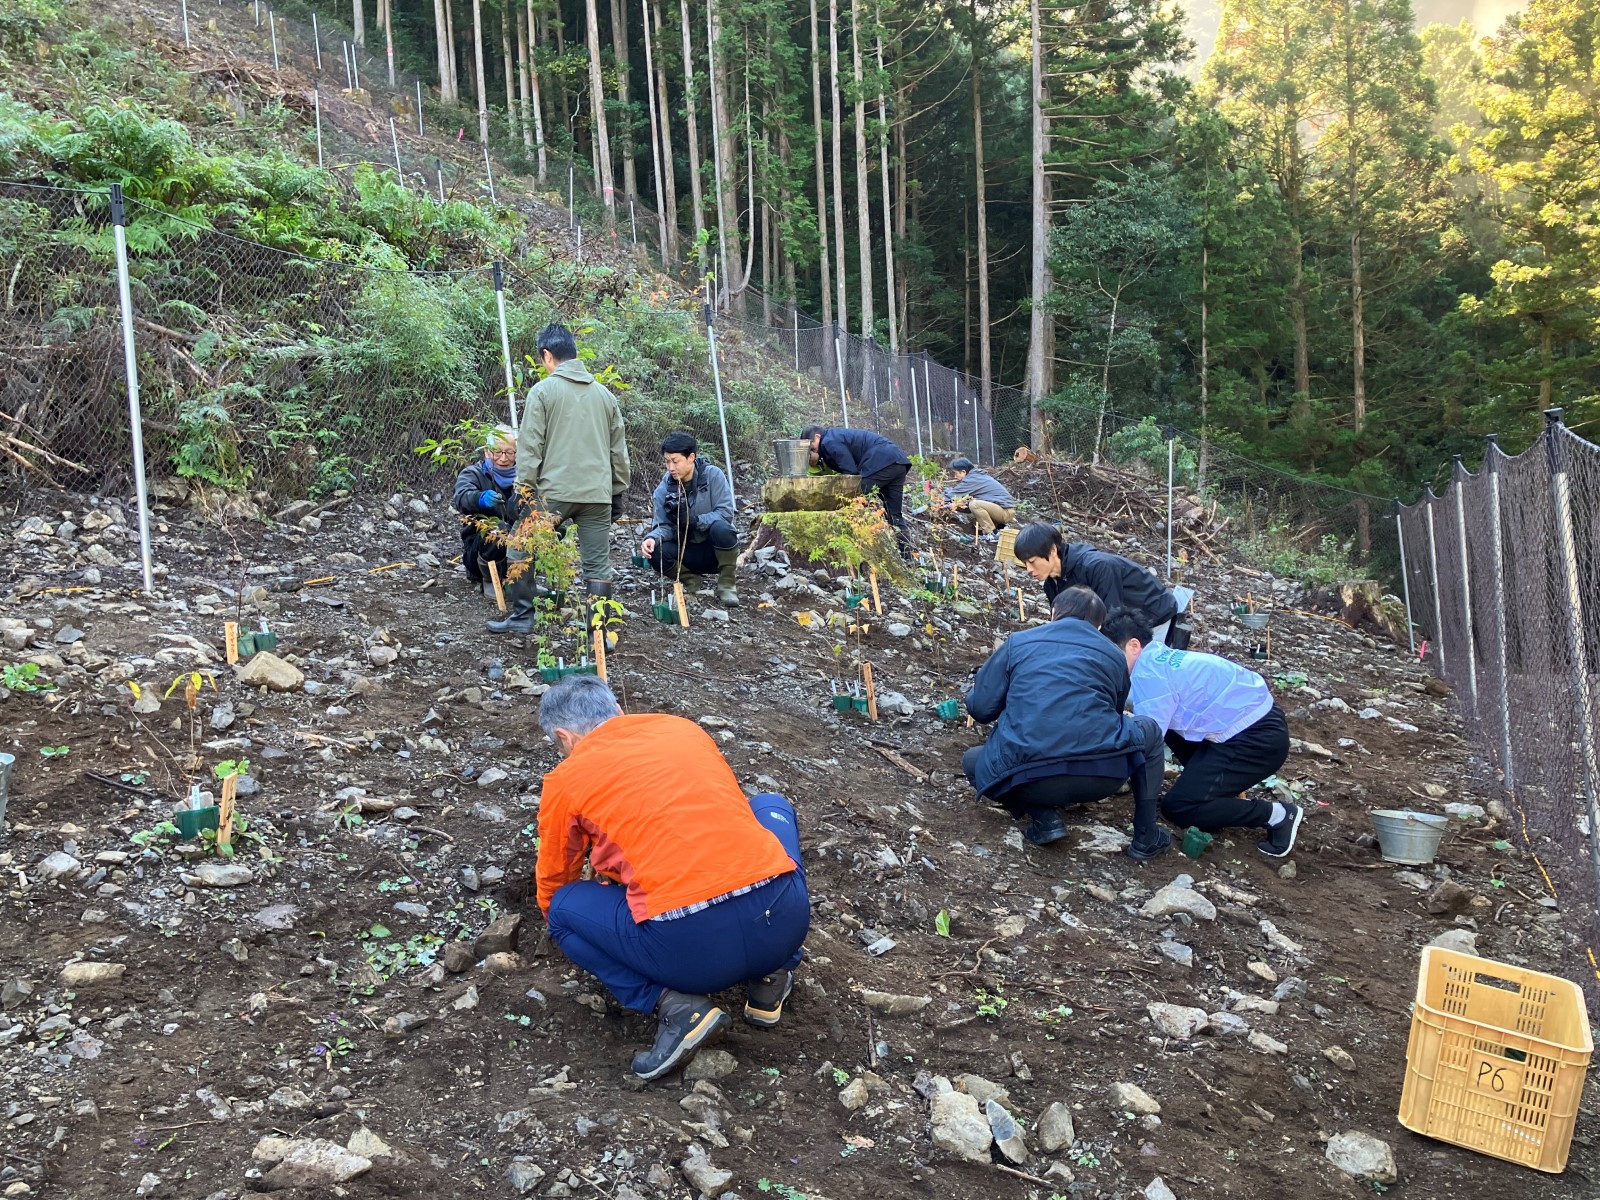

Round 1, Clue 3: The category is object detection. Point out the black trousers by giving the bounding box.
[648,518,737,577]
[861,462,910,545]
[462,527,507,582]
[1161,704,1289,831]
[962,715,1164,841]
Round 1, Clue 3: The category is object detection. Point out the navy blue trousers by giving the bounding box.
[546,793,810,1014]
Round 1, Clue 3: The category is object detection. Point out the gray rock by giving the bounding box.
[1248,1031,1288,1055]
[367,644,399,668]
[252,904,298,931]
[1109,1082,1160,1116]
[859,990,930,1016]
[346,1128,395,1159]
[267,1087,315,1112]
[393,902,431,919]
[886,622,912,637]
[1077,825,1131,853]
[1037,1101,1075,1153]
[684,1048,739,1082]
[507,1159,547,1195]
[183,862,254,888]
[1156,942,1194,968]
[209,703,235,731]
[680,1144,733,1195]
[986,1099,1028,1164]
[1140,883,1217,922]
[1147,1002,1210,1040]
[1429,928,1479,956]
[702,608,730,623]
[1323,1045,1356,1070]
[1205,1012,1251,1038]
[2,978,34,1010]
[195,1088,233,1120]
[237,652,303,692]
[263,1139,372,1188]
[59,961,125,987]
[1144,1177,1178,1200]
[476,767,509,788]
[473,913,522,958]
[1325,1131,1397,1184]
[383,1011,429,1038]
[1272,976,1308,1002]
[37,852,82,881]
[955,1073,1010,1106]
[877,690,916,718]
[839,1077,869,1111]
[929,1091,992,1163]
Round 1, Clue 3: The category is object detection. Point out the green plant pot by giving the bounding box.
[936,699,961,721]
[175,805,220,840]
[851,697,870,713]
[653,603,677,623]
[844,593,865,610]
[631,554,651,569]
[538,666,563,683]
[235,632,257,658]
[252,631,279,653]
[832,695,853,713]
[1181,826,1214,858]
[568,664,598,677]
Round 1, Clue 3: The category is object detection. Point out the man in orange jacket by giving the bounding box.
[535,676,811,1081]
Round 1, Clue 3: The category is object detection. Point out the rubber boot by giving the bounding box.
[486,571,537,634]
[713,546,740,607]
[584,579,612,602]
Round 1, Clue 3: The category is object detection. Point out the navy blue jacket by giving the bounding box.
[964,617,1146,798]
[1044,541,1179,627]
[816,427,910,480]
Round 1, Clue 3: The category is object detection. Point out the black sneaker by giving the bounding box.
[1024,810,1068,846]
[1126,828,1172,862]
[743,970,795,1029]
[629,991,730,1082]
[1259,803,1304,858]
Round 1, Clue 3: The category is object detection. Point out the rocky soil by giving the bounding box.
[2,464,1598,1200]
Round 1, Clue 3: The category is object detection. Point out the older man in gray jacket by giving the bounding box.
[641,432,739,606]
[489,324,631,634]
[942,457,1016,537]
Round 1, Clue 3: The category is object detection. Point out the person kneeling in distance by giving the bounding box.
[961,585,1170,860]
[1100,607,1301,857]
[641,432,740,606]
[535,676,811,1080]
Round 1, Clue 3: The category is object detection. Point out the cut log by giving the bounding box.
[1314,580,1408,645]
[761,473,862,513]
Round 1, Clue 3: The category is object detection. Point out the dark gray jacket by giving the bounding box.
[1044,541,1179,627]
[646,462,735,546]
[943,469,1014,508]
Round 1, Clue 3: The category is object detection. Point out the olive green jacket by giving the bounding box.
[514,359,631,504]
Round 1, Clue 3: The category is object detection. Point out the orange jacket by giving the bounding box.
[536,713,797,920]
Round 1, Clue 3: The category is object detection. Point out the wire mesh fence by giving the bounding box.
[1399,417,1600,1007]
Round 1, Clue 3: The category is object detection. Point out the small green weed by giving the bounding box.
[3,663,53,692]
[975,986,1008,1017]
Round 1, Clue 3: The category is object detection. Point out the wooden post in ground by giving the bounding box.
[593,626,607,681]
[673,581,690,627]
[869,565,882,614]
[225,621,240,665]
[863,662,878,721]
[218,773,238,851]
[1016,588,1025,621]
[487,560,507,611]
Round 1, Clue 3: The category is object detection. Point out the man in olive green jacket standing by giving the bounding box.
[489,323,631,634]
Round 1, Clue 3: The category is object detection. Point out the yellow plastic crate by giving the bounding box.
[1399,947,1592,1172]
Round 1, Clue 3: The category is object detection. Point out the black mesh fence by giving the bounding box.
[1399,423,1600,1006]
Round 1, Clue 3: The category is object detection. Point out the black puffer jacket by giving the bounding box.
[1042,542,1178,627]
[452,459,514,579]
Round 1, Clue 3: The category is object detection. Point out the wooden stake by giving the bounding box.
[224,621,240,665]
[952,564,960,596]
[218,774,238,850]
[862,662,878,721]
[1016,588,1026,621]
[673,581,690,627]
[868,565,883,615]
[592,625,607,681]
[487,560,507,612]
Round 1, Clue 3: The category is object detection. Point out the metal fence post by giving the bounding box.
[313,85,324,168]
[951,355,961,450]
[832,321,850,428]
[1424,496,1447,676]
[493,262,518,428]
[568,164,575,226]
[629,195,637,247]
[1393,500,1416,657]
[483,142,496,203]
[922,353,933,452]
[109,184,156,596]
[269,10,279,71]
[792,309,800,374]
[1163,424,1176,581]
[704,280,737,507]
[972,385,981,465]
[312,12,321,71]
[416,81,424,134]
[180,0,190,47]
[1452,455,1479,716]
[389,117,402,182]
[342,41,352,89]
[1485,436,1514,787]
[1543,408,1600,933]
[908,356,924,458]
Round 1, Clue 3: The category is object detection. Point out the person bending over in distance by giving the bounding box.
[491,323,630,634]
[941,457,1017,539]
[641,432,740,606]
[801,424,912,554]
[534,676,810,1081]
[1100,608,1301,858]
[1013,522,1185,647]
[1050,584,1107,627]
[962,598,1170,860]
[452,424,517,594]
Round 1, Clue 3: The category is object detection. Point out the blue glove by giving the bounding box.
[478,489,500,511]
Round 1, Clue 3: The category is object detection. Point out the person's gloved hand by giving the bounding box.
[478,489,500,511]
[612,492,626,523]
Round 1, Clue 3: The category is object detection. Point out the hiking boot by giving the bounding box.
[630,990,730,1082]
[1023,810,1068,846]
[1126,827,1172,862]
[743,969,795,1029]
[713,546,740,607]
[1258,803,1304,858]
[485,573,536,634]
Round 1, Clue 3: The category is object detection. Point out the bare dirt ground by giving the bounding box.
[3,461,1597,1200]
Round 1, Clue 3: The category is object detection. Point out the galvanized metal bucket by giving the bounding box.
[773,438,811,477]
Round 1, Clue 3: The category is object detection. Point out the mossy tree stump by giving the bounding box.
[760,473,862,513]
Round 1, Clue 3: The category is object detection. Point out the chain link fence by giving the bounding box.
[1399,416,1600,1005]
